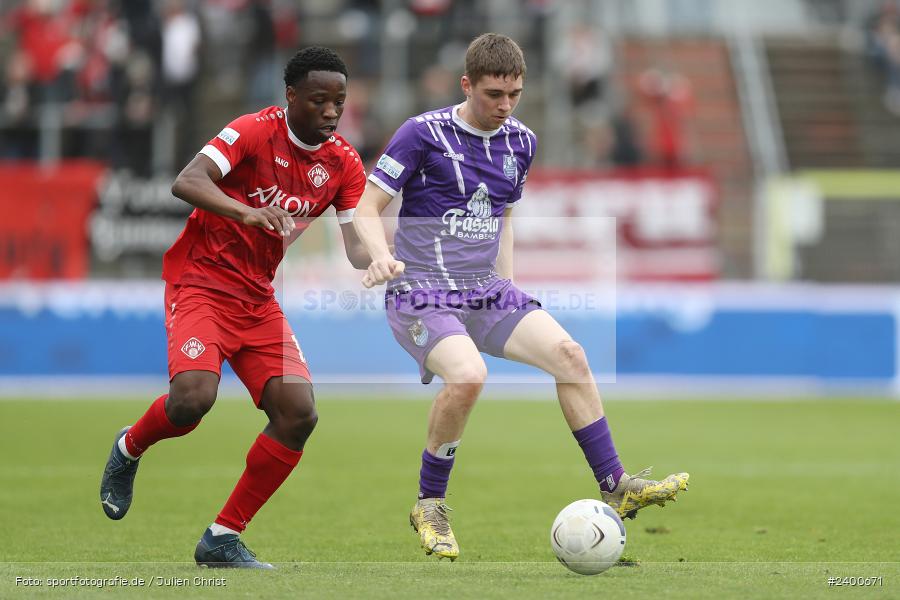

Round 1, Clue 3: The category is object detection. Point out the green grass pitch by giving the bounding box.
[1,396,898,598]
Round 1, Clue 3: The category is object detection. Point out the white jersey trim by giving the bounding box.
[451,103,504,138]
[199,145,232,178]
[433,236,458,290]
[368,173,399,197]
[433,123,466,196]
[336,208,356,224]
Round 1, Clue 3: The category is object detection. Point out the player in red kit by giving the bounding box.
[99,47,369,569]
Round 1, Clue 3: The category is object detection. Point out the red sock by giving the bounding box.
[215,433,302,533]
[124,395,199,457]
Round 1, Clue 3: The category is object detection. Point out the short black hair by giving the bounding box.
[283,46,348,87]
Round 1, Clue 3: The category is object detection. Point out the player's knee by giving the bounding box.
[444,364,487,403]
[282,410,318,447]
[287,401,318,440]
[553,340,591,381]
[271,385,318,446]
[167,379,217,425]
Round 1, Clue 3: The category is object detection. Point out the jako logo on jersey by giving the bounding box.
[275,156,289,168]
[217,127,240,146]
[443,151,465,162]
[307,163,329,188]
[181,337,206,359]
[440,182,499,239]
[248,185,319,217]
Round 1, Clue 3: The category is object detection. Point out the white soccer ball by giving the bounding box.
[550,499,626,575]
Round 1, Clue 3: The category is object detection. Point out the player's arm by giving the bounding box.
[338,222,371,269]
[352,181,405,287]
[496,206,514,280]
[171,154,294,237]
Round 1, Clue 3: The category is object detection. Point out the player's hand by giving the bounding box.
[242,206,295,237]
[362,257,405,288]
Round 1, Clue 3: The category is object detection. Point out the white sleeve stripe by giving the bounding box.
[425,121,438,141]
[199,145,232,178]
[336,208,356,224]
[368,173,399,197]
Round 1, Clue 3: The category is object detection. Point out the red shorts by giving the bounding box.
[165,284,311,406]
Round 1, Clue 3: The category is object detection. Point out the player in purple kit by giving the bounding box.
[353,33,689,561]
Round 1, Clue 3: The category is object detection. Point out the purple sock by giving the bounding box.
[418,449,455,499]
[573,417,625,492]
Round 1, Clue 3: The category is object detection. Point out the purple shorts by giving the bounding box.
[385,277,541,383]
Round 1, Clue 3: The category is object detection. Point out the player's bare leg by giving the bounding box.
[195,376,316,569]
[100,371,216,520]
[502,309,689,519]
[409,335,486,561]
[425,336,487,452]
[502,310,601,429]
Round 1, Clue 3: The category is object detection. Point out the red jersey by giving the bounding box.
[162,106,366,302]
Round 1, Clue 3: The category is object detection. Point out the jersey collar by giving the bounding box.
[284,106,323,151]
[452,103,505,138]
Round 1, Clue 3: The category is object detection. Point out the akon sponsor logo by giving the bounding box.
[248,185,319,217]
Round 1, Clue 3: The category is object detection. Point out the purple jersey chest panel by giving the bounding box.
[371,106,537,286]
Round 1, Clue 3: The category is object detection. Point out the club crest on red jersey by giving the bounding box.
[307,163,330,188]
[181,337,206,359]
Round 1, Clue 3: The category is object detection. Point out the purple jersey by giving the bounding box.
[369,104,537,290]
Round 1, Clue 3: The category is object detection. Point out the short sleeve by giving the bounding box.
[198,113,266,178]
[368,118,424,196]
[334,154,367,224]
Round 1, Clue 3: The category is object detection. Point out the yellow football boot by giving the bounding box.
[409,498,459,561]
[601,468,690,519]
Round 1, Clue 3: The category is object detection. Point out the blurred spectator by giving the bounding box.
[866,0,900,115]
[609,112,643,167]
[578,112,643,170]
[561,25,612,110]
[409,0,452,17]
[417,63,457,111]
[637,67,693,168]
[160,0,201,169]
[337,76,382,163]
[119,0,161,58]
[64,0,129,160]
[556,24,627,168]
[7,0,77,102]
[200,0,248,99]
[1,49,36,158]
[112,50,156,175]
[244,0,277,111]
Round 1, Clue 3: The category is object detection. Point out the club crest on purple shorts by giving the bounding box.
[409,319,429,347]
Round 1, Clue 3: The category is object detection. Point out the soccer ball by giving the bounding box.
[550,499,626,575]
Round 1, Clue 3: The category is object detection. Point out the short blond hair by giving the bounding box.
[465,33,526,84]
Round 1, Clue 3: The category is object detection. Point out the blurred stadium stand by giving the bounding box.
[3,0,900,395]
